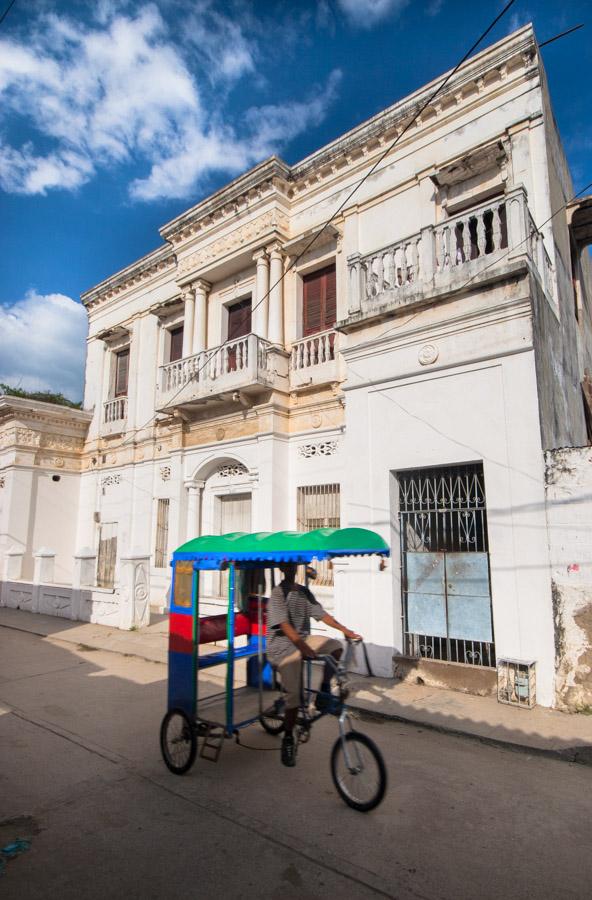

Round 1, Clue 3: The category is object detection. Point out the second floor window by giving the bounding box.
[169,326,184,362]
[303,263,336,336]
[227,298,252,341]
[114,348,129,397]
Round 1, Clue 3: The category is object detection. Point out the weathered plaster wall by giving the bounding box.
[545,447,592,710]
[532,63,592,450]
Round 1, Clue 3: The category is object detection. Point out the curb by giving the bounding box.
[349,702,592,768]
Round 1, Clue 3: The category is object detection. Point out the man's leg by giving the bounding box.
[277,650,303,767]
[306,635,342,693]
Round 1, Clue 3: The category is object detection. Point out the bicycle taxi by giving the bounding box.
[160,527,389,811]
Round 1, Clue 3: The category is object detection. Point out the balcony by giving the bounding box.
[345,187,555,327]
[101,397,127,436]
[289,329,343,390]
[156,333,288,413]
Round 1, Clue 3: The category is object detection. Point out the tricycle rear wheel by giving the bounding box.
[259,698,285,735]
[160,708,197,775]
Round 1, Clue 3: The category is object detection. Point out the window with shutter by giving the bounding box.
[114,348,129,397]
[303,264,336,336]
[169,326,184,362]
[227,298,252,341]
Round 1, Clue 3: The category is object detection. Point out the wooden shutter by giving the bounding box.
[114,349,129,397]
[169,327,184,362]
[227,298,252,341]
[303,264,336,336]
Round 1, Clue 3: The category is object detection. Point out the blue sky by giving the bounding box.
[0,0,590,400]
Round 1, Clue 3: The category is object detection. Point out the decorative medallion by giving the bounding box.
[311,413,322,429]
[53,457,65,468]
[418,344,439,366]
[216,427,225,441]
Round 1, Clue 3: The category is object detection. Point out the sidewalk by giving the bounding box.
[2,606,591,765]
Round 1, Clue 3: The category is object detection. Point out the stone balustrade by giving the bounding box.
[347,188,555,319]
[101,396,127,435]
[157,333,288,411]
[289,329,341,390]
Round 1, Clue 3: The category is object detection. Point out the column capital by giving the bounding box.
[191,278,211,295]
[266,240,284,258]
[253,247,269,263]
[177,284,195,301]
[184,479,205,492]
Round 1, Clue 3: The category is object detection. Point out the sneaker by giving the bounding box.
[281,733,297,767]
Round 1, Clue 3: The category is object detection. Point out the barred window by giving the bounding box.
[155,498,170,569]
[297,483,340,586]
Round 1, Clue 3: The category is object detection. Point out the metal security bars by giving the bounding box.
[155,499,170,569]
[297,484,340,586]
[398,463,495,668]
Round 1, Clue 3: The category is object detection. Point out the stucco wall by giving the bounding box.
[545,447,592,710]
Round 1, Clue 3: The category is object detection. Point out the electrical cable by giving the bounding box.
[0,0,17,28]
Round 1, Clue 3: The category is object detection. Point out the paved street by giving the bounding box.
[1,627,591,900]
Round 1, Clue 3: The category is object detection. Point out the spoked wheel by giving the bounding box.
[160,708,197,775]
[330,731,387,812]
[259,697,285,735]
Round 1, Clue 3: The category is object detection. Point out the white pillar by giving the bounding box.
[252,249,269,339]
[192,280,210,354]
[118,554,151,629]
[33,547,55,585]
[3,547,24,582]
[73,547,96,589]
[185,480,204,541]
[181,288,195,358]
[267,242,284,345]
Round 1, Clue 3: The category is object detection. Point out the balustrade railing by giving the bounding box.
[433,195,508,271]
[103,396,127,423]
[158,333,277,403]
[291,330,336,371]
[347,188,554,313]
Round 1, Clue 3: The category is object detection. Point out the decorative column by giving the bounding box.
[267,242,284,345]
[181,287,195,359]
[192,280,210,354]
[252,249,270,339]
[185,480,204,541]
[347,252,363,314]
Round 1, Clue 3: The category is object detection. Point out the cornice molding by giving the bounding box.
[81,245,176,309]
[0,396,92,430]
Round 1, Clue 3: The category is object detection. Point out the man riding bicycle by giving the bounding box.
[266,563,362,767]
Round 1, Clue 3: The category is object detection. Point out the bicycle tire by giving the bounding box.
[259,698,285,735]
[330,731,387,812]
[160,708,197,775]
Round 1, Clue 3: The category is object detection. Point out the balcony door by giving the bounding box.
[227,298,252,372]
[303,264,336,336]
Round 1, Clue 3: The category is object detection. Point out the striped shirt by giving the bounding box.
[266,581,326,665]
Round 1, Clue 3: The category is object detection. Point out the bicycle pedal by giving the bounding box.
[199,723,225,762]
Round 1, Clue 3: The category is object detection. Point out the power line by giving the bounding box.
[0,0,16,28]
[539,23,584,49]
[99,0,517,459]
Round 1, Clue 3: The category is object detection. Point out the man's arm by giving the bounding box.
[320,612,362,642]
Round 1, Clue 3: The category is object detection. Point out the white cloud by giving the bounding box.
[0,292,88,401]
[131,67,343,202]
[335,0,409,28]
[0,3,340,202]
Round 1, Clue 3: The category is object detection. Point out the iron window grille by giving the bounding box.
[398,463,496,668]
[155,498,170,569]
[297,483,340,586]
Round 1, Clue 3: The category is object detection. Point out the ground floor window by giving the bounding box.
[398,463,495,668]
[155,498,170,569]
[297,483,340,587]
[214,492,252,598]
[97,522,117,589]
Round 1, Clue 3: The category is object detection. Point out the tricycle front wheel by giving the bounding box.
[330,731,386,812]
[160,708,197,775]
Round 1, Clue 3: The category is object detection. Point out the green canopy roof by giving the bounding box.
[172,527,389,564]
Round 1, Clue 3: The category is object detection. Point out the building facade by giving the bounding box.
[1,25,591,707]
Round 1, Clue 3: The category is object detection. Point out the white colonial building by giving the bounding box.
[2,25,591,708]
